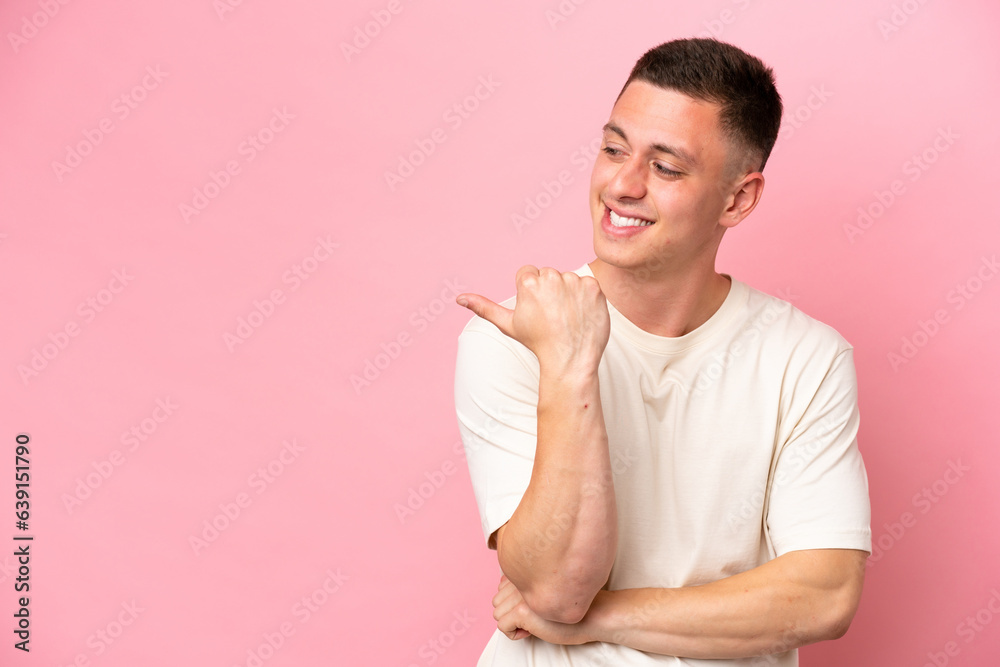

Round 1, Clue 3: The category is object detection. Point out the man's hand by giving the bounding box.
[492,575,591,646]
[456,265,610,375]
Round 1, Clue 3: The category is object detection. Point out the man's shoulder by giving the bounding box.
[740,281,853,360]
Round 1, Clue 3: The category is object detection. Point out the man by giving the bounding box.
[453,38,871,666]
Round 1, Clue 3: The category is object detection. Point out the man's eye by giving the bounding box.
[653,163,681,177]
[601,146,623,157]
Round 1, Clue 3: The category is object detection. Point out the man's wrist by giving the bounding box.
[536,368,603,420]
[538,357,601,386]
[578,589,618,645]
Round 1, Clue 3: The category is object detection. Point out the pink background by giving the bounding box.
[2,1,998,665]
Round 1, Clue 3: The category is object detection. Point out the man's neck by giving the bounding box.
[588,257,732,338]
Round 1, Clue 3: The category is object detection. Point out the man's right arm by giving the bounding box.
[494,363,616,624]
[457,265,617,625]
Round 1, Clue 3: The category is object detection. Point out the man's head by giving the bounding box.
[590,38,782,279]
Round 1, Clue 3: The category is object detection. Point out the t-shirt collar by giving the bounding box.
[576,262,748,354]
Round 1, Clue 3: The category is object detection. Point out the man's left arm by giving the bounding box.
[494,546,865,657]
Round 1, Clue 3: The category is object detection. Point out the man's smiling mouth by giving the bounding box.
[607,205,655,227]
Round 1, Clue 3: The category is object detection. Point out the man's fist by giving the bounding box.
[456,265,610,375]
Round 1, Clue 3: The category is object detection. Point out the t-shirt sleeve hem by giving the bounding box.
[772,530,872,556]
[482,499,520,550]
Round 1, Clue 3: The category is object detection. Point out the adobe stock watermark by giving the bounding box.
[726,483,766,535]
[876,0,931,40]
[457,403,513,464]
[179,107,294,223]
[223,235,339,352]
[726,400,843,534]
[399,408,515,525]
[770,85,833,155]
[611,574,818,666]
[691,287,800,397]
[384,76,501,191]
[609,589,687,651]
[350,278,467,394]
[582,637,632,666]
[61,397,179,514]
[394,452,461,524]
[868,458,971,566]
[844,127,959,243]
[395,429,634,531]
[454,395,636,556]
[213,0,254,20]
[887,254,997,372]
[51,65,168,182]
[340,0,417,62]
[188,439,306,556]
[56,600,145,666]
[512,136,602,234]
[518,448,635,567]
[17,267,134,385]
[545,0,589,29]
[919,588,1000,667]
[748,623,809,666]
[404,610,477,667]
[694,0,755,39]
[7,0,73,54]
[340,0,415,62]
[233,568,349,667]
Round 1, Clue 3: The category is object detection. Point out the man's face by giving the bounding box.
[589,80,746,276]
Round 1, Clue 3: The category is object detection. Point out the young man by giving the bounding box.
[453,38,871,666]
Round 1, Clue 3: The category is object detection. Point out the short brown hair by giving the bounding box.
[618,38,783,172]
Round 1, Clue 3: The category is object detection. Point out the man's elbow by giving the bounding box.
[522,585,598,624]
[520,567,609,624]
[498,536,612,623]
[822,601,858,641]
[768,598,857,656]
[818,579,864,641]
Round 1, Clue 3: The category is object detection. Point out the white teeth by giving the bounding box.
[609,209,654,227]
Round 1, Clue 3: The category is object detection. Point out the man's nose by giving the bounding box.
[608,155,646,200]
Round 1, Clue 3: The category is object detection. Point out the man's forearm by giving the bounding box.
[577,549,867,659]
[498,366,617,624]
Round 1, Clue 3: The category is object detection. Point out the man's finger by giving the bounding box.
[515,264,540,285]
[456,293,514,337]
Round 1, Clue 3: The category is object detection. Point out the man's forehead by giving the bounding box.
[614,79,721,116]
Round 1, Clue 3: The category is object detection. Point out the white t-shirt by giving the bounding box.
[454,262,871,666]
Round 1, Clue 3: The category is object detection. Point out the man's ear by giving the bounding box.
[720,170,765,230]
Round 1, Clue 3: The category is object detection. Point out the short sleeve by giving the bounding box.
[454,321,540,549]
[766,347,872,556]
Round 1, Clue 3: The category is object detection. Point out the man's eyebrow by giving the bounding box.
[602,122,698,168]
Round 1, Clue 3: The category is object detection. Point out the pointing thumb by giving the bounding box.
[456,293,514,338]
